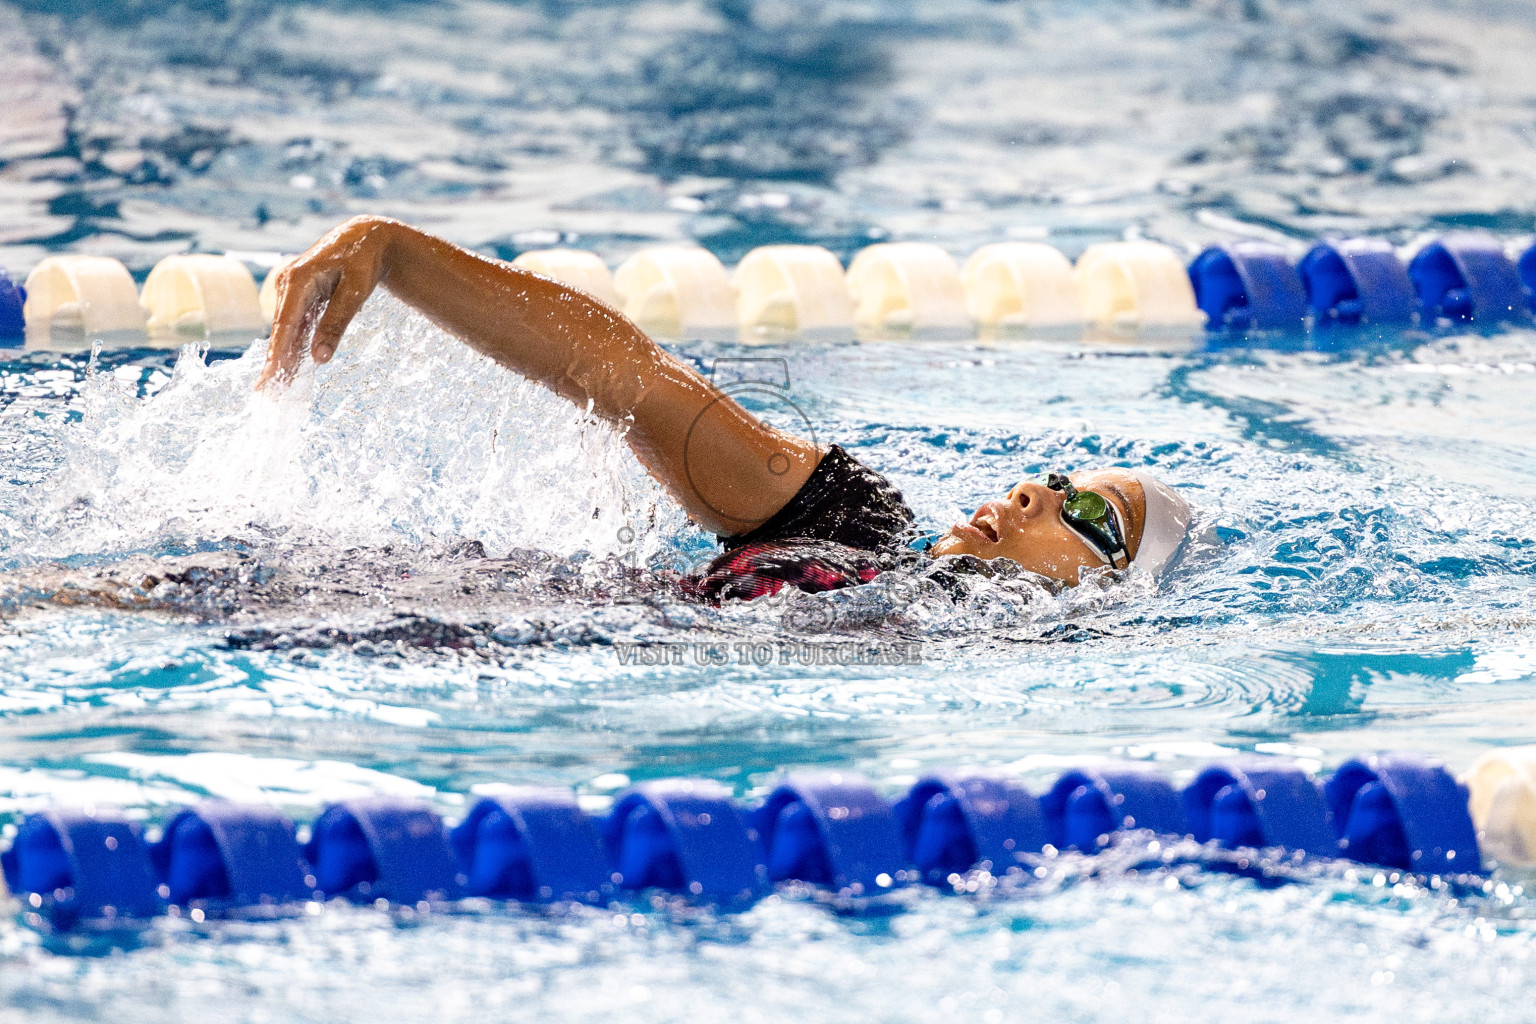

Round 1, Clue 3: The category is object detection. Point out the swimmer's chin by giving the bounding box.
[929,528,985,559]
[928,533,960,557]
[930,527,1081,585]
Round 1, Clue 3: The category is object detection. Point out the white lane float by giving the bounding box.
[1463,746,1536,867]
[733,245,854,340]
[9,237,1226,351]
[614,247,736,339]
[23,255,147,337]
[1074,241,1203,333]
[257,256,297,324]
[511,248,620,308]
[845,242,970,338]
[141,254,266,338]
[961,242,1082,334]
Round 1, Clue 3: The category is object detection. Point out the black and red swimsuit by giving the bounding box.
[680,446,917,603]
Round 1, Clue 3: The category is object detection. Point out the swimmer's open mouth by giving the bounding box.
[970,509,999,544]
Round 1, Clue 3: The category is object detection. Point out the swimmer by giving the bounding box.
[260,216,1193,602]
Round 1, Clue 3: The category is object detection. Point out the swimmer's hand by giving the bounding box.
[257,215,394,390]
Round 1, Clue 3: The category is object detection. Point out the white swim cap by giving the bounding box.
[1129,470,1192,577]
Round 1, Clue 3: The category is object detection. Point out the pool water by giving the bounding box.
[4,314,1536,1021]
[5,0,1536,1020]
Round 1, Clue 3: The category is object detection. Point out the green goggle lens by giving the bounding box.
[1063,491,1107,522]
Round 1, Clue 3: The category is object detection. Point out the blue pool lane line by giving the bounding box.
[1407,232,1532,329]
[1190,241,1309,334]
[603,779,765,900]
[305,799,462,904]
[1190,232,1531,340]
[1183,759,1335,856]
[894,771,1045,885]
[1297,239,1415,333]
[754,773,904,894]
[150,803,309,907]
[1040,764,1187,852]
[0,268,23,344]
[452,787,614,903]
[1519,241,1536,313]
[2,811,161,928]
[0,753,1483,926]
[1326,753,1480,875]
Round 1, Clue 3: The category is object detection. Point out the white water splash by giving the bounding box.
[13,296,689,568]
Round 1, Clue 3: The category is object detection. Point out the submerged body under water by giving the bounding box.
[2,299,1536,1021]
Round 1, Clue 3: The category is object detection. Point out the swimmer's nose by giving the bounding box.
[1009,480,1054,518]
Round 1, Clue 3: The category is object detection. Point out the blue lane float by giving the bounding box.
[1188,241,1308,334]
[1324,753,1479,875]
[602,779,765,901]
[752,772,905,895]
[0,754,1492,927]
[1518,240,1536,315]
[1297,238,1415,332]
[304,798,463,904]
[149,802,308,908]
[1407,232,1530,329]
[1183,760,1333,856]
[1,810,161,925]
[450,787,613,903]
[0,268,22,344]
[1041,764,1187,851]
[894,770,1045,883]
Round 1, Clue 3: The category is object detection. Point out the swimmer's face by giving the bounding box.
[929,469,1145,584]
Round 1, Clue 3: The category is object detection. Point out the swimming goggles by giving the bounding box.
[1044,473,1128,569]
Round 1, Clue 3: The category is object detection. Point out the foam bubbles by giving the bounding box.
[6,296,687,570]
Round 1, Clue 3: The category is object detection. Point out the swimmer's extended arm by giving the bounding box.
[258,215,819,537]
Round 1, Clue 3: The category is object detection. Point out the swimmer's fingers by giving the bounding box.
[258,259,337,390]
[256,217,391,391]
[310,271,372,366]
